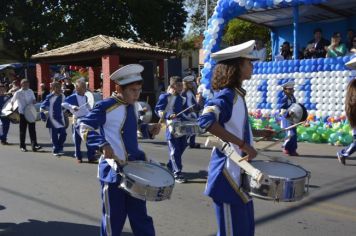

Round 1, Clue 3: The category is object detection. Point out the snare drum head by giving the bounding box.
[1,99,16,116]
[287,103,308,124]
[122,161,174,187]
[251,161,307,179]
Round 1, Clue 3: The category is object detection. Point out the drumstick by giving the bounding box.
[228,151,266,184]
[255,121,305,142]
[174,104,196,118]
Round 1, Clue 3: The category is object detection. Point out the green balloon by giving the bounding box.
[328,133,339,144]
[301,132,311,142]
[342,125,351,133]
[340,134,353,146]
[311,133,321,143]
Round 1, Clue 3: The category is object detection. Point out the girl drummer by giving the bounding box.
[198,40,273,236]
[337,78,356,165]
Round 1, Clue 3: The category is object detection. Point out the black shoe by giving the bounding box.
[337,151,346,165]
[174,173,187,184]
[1,141,9,145]
[20,148,28,152]
[32,145,42,151]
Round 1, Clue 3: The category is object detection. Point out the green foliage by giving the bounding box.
[0,0,188,60]
[185,0,216,34]
[223,19,270,45]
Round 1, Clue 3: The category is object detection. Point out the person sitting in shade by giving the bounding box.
[251,39,267,61]
[275,42,292,61]
[304,28,330,59]
[326,32,347,58]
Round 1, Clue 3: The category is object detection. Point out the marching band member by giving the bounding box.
[0,83,11,145]
[62,80,95,163]
[198,40,273,236]
[11,79,41,152]
[280,81,299,156]
[155,76,189,183]
[182,75,201,148]
[337,58,356,165]
[78,64,160,236]
[40,81,67,157]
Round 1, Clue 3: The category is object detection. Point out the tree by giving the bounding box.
[0,0,188,60]
[185,0,216,35]
[223,19,270,46]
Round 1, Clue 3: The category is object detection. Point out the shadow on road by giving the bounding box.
[255,183,356,226]
[0,220,101,236]
[184,170,208,184]
[0,220,134,236]
[0,205,5,211]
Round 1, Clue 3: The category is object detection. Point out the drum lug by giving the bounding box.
[305,171,311,193]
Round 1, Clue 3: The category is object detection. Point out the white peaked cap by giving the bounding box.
[345,57,356,69]
[281,81,295,89]
[110,64,144,85]
[183,75,195,82]
[211,40,259,62]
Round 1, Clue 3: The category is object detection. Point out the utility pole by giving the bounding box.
[205,0,209,30]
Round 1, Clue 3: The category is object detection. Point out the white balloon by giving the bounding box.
[316,103,322,110]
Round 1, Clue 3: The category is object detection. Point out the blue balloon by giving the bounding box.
[317,58,324,65]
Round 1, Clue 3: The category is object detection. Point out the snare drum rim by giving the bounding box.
[250,160,309,181]
[121,161,175,188]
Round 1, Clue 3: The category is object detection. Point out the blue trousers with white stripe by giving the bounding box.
[338,135,356,158]
[72,125,95,160]
[100,182,155,236]
[214,200,254,236]
[283,127,297,153]
[0,117,10,142]
[167,136,187,174]
[49,127,67,153]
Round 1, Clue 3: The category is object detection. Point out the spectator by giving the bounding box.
[252,39,267,61]
[62,77,75,97]
[275,41,292,60]
[349,35,356,54]
[7,80,19,96]
[326,32,347,58]
[346,29,354,51]
[304,28,330,58]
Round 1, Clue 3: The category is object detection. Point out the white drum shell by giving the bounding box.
[242,161,310,202]
[119,161,175,201]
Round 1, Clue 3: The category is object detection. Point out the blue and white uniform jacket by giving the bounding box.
[40,93,66,129]
[78,97,152,184]
[155,93,189,139]
[62,93,90,119]
[0,95,11,110]
[198,88,253,204]
[280,94,296,128]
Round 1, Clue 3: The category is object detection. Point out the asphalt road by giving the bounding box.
[0,122,356,236]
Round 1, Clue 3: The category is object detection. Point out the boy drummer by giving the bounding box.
[78,64,160,236]
[280,81,299,156]
[182,75,201,148]
[155,76,189,183]
[0,83,11,145]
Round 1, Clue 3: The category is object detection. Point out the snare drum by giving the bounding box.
[119,161,175,201]
[242,160,310,202]
[169,121,203,138]
[286,103,308,124]
[1,99,20,124]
